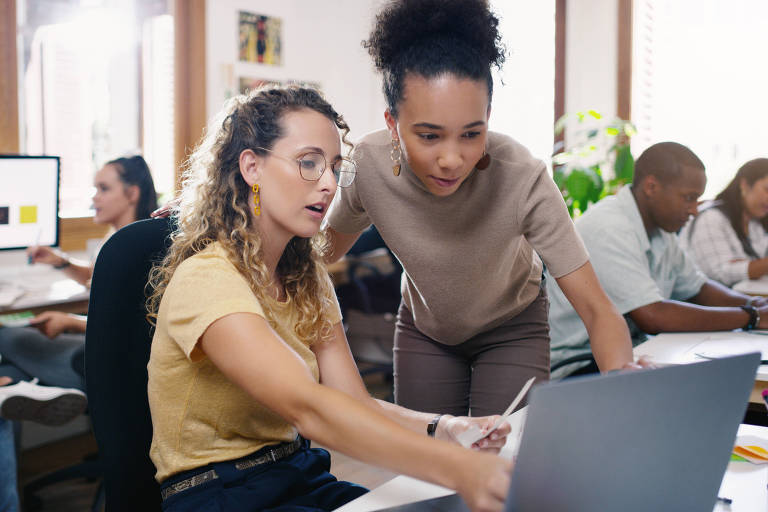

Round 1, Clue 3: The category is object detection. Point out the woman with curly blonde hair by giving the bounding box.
[146,85,512,512]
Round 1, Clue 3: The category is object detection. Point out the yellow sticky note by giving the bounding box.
[19,206,37,224]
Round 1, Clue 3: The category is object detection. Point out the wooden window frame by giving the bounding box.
[617,0,633,121]
[554,0,566,145]
[0,0,207,250]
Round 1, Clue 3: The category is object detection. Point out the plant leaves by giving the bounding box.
[614,145,635,183]
[565,168,598,208]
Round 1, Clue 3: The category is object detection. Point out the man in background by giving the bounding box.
[548,141,768,378]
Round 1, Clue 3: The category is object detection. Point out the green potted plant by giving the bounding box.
[552,110,637,217]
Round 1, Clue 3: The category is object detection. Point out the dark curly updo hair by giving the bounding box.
[364,0,506,117]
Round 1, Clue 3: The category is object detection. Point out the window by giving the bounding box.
[490,0,556,166]
[631,0,768,198]
[18,0,173,217]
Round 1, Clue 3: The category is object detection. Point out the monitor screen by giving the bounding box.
[0,155,60,250]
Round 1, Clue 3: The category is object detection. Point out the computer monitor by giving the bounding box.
[0,155,60,250]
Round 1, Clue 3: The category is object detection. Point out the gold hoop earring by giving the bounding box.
[252,183,261,216]
[476,151,491,170]
[390,139,402,177]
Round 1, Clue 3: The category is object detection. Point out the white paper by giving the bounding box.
[456,377,535,448]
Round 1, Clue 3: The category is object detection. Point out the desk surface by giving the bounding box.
[634,331,768,404]
[336,423,768,512]
[734,277,768,296]
[0,251,89,314]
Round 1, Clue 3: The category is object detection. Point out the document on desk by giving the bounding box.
[716,425,768,512]
[456,377,534,448]
[0,284,25,308]
[680,334,768,363]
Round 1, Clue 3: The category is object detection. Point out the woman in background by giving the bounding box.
[681,158,768,286]
[0,155,158,393]
[147,85,511,512]
[0,156,157,512]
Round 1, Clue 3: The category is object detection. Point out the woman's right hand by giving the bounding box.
[31,311,86,338]
[456,451,513,512]
[26,245,68,267]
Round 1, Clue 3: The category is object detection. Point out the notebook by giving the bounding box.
[374,353,760,511]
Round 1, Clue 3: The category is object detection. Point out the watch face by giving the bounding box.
[742,305,759,329]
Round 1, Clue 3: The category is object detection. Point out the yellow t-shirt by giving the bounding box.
[147,242,341,482]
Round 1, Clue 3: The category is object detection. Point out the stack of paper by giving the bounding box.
[456,377,535,448]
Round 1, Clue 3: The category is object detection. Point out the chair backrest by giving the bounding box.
[85,217,173,512]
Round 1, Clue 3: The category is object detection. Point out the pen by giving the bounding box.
[762,389,768,414]
[28,228,42,264]
[716,496,732,505]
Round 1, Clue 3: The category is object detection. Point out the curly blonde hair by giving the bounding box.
[147,85,352,344]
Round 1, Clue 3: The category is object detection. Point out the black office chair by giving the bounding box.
[335,227,401,398]
[84,217,173,512]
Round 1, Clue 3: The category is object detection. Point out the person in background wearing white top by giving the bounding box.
[681,158,768,286]
[0,156,157,512]
[549,143,768,378]
[1,155,158,392]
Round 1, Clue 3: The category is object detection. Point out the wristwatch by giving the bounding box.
[740,304,759,330]
[427,414,443,437]
[53,258,71,269]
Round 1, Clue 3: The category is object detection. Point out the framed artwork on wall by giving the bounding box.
[238,11,282,65]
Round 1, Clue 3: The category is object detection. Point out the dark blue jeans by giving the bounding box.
[160,439,368,512]
[0,419,19,512]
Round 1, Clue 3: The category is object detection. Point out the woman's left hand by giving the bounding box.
[436,414,511,453]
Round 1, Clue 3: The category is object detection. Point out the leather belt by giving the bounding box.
[161,437,303,501]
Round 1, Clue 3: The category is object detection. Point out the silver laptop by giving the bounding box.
[376,353,760,511]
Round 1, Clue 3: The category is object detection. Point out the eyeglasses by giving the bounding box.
[254,147,357,188]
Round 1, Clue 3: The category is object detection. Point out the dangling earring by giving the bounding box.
[476,151,491,170]
[252,183,261,216]
[390,138,402,177]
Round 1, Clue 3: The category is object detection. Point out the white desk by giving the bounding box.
[335,423,768,512]
[734,277,768,296]
[634,331,768,405]
[0,250,89,314]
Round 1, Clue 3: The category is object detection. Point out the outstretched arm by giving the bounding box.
[688,280,758,307]
[312,321,510,453]
[26,246,92,286]
[555,262,641,372]
[200,312,511,511]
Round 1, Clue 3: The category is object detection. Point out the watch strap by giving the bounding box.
[740,305,759,330]
[427,414,443,437]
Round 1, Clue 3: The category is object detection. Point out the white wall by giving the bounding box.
[205,1,620,159]
[564,0,618,118]
[490,0,556,163]
[205,0,387,143]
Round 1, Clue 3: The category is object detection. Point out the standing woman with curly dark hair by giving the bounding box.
[681,158,768,286]
[326,0,647,417]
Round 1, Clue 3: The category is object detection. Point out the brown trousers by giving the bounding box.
[393,285,550,417]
